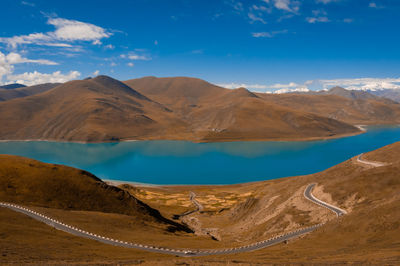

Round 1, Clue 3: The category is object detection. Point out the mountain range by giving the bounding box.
[1,75,400,142]
[370,89,400,103]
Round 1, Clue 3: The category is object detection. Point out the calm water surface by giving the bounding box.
[0,126,399,184]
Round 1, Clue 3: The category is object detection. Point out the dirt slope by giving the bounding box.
[0,154,191,232]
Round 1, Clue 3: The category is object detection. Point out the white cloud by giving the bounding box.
[229,0,300,25]
[228,1,244,12]
[127,62,134,67]
[93,70,99,76]
[306,16,330,23]
[312,9,327,16]
[0,17,111,48]
[0,51,79,86]
[47,18,110,41]
[110,62,117,67]
[0,51,58,82]
[6,70,80,86]
[21,1,35,6]
[5,52,58,65]
[252,32,273,38]
[217,77,400,94]
[217,83,269,90]
[42,43,73,47]
[273,0,300,13]
[120,52,151,61]
[248,12,267,24]
[266,82,300,89]
[273,87,310,94]
[252,4,271,12]
[128,54,150,60]
[314,78,400,91]
[0,33,52,49]
[0,53,13,81]
[218,81,310,94]
[252,29,288,38]
[368,2,384,8]
[104,44,115,49]
[306,9,330,23]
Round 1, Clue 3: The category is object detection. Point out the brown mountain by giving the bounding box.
[258,88,400,125]
[289,86,382,100]
[371,89,400,103]
[0,83,60,102]
[4,76,400,142]
[322,86,380,100]
[124,76,227,117]
[0,76,362,142]
[0,75,187,142]
[125,76,360,141]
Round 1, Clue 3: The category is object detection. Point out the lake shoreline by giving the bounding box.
[1,125,399,185]
[0,129,366,144]
[103,178,258,188]
[3,124,399,144]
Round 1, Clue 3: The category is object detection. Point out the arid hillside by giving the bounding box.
[372,88,400,103]
[124,76,227,111]
[0,75,187,142]
[258,88,400,125]
[126,76,361,141]
[0,154,191,233]
[2,75,400,142]
[0,142,399,264]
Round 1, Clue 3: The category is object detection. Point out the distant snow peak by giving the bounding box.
[315,77,400,91]
[219,77,400,95]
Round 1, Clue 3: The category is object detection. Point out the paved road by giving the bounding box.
[304,183,347,217]
[0,184,344,257]
[189,191,204,212]
[356,153,385,167]
[173,191,204,219]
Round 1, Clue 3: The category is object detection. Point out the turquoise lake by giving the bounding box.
[0,125,399,185]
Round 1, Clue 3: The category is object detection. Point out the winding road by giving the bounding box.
[189,191,204,212]
[0,183,345,257]
[304,183,347,216]
[356,153,386,167]
[173,191,204,219]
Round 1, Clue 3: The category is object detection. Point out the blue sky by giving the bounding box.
[1,0,400,92]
